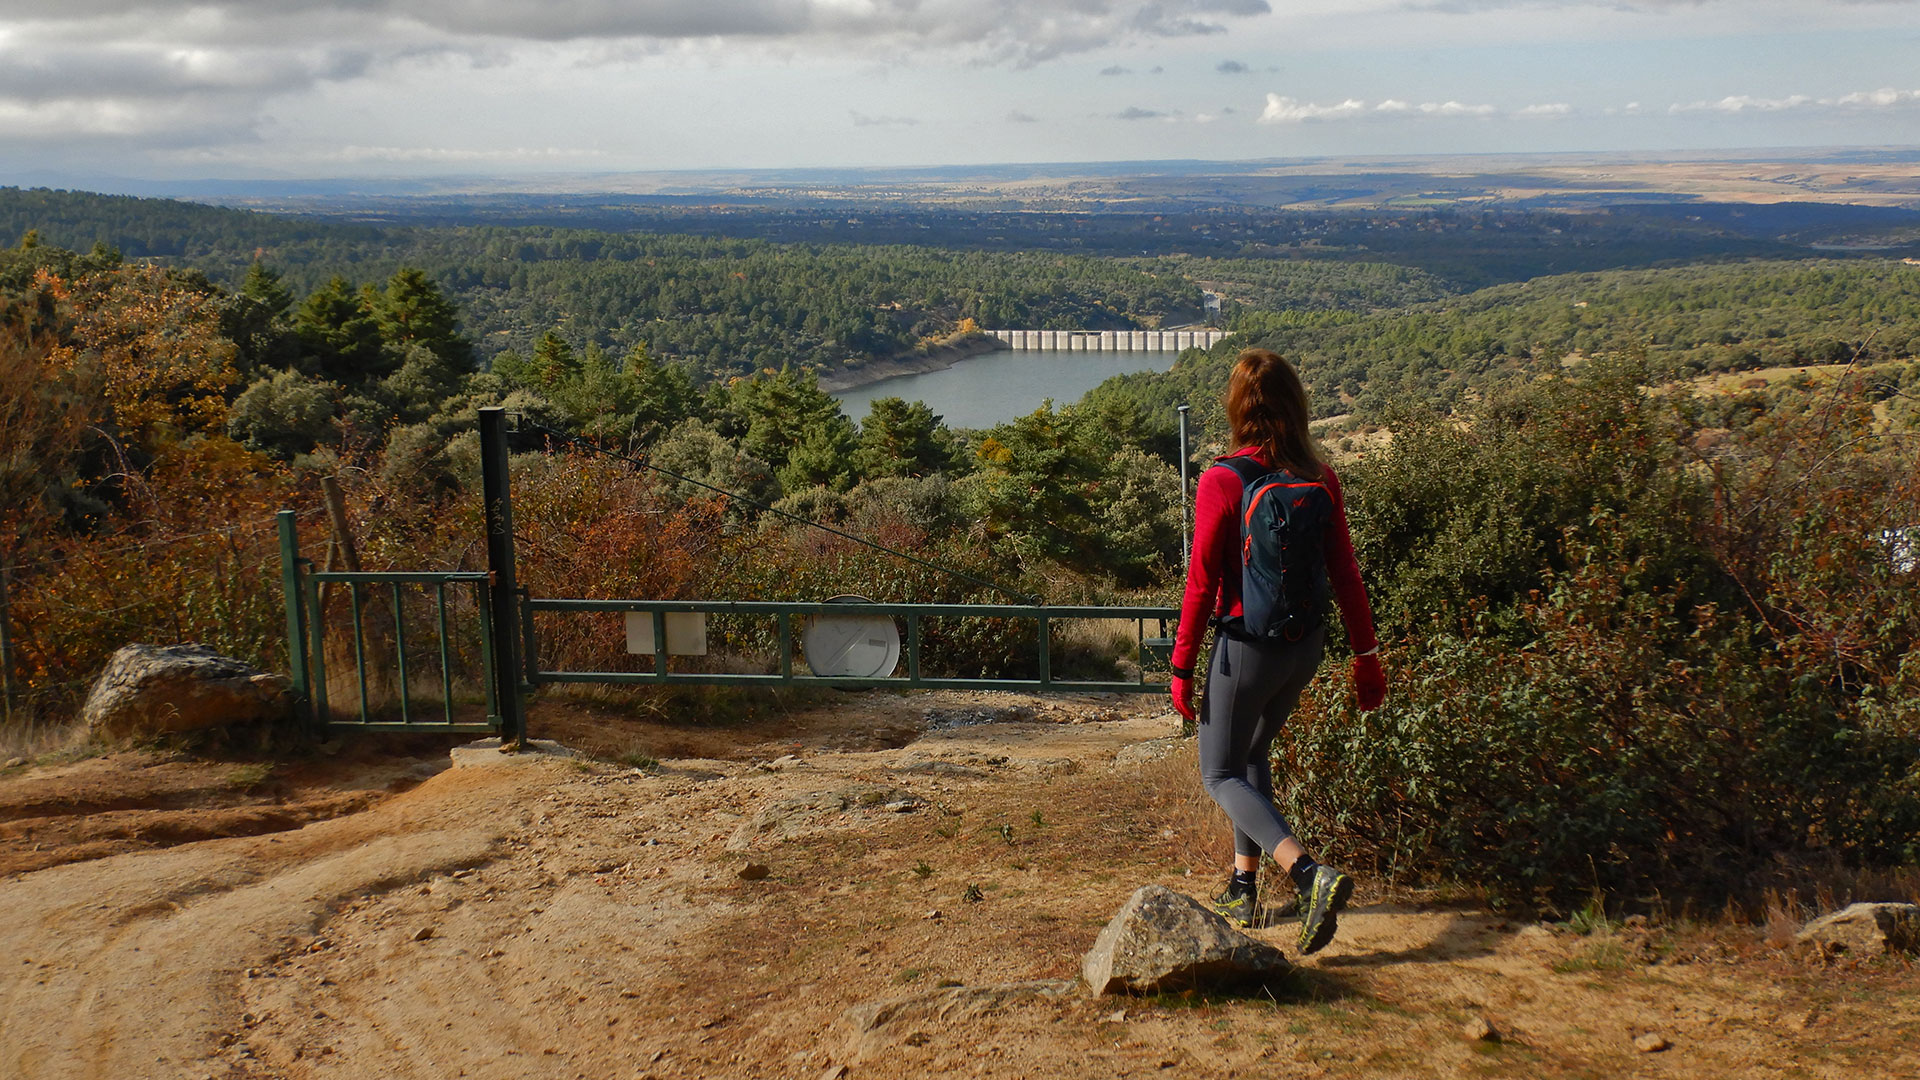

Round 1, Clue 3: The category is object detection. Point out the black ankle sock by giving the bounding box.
[1228,868,1258,896]
[1287,856,1319,892]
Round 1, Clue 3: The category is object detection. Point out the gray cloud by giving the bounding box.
[0,0,1271,152]
[0,1,1272,53]
[0,44,376,104]
[1217,59,1248,73]
[1403,0,1915,10]
[851,111,919,127]
[1100,65,1134,75]
[1115,105,1169,119]
[1007,110,1041,122]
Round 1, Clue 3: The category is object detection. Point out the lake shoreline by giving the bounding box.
[816,335,1006,393]
[831,341,1182,429]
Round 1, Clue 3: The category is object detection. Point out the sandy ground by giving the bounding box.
[2,690,1916,1080]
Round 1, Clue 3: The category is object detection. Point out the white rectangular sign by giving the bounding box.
[624,611,709,656]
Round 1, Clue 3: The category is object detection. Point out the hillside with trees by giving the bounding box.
[1091,259,1920,436]
[1,197,1916,911]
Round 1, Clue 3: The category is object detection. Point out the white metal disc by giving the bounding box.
[802,594,901,679]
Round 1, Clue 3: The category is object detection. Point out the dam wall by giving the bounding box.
[984,329,1227,352]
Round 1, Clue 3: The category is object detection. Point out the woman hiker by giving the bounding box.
[1169,348,1387,955]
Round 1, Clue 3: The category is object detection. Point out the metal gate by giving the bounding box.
[278,510,513,737]
[277,408,1178,743]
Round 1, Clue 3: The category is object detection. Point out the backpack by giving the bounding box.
[1213,455,1333,642]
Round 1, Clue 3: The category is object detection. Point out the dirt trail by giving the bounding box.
[2,691,1915,1079]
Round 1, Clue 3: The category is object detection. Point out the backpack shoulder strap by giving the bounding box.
[1211,455,1266,485]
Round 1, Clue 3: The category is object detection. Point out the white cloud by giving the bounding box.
[1516,102,1572,117]
[1668,86,1920,113]
[1415,99,1496,115]
[1671,93,1813,113]
[1261,93,1504,122]
[322,145,609,163]
[1259,94,1367,122]
[1831,87,1920,107]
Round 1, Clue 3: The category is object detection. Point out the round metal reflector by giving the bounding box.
[801,594,901,679]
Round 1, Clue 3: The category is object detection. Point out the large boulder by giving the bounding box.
[81,644,291,739]
[1082,884,1291,995]
[1795,902,1920,956]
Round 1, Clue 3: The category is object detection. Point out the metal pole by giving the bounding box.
[479,407,527,750]
[276,511,312,728]
[1176,405,1192,572]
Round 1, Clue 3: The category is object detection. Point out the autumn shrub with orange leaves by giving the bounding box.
[1,265,306,718]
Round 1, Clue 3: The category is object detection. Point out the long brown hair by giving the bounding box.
[1225,348,1324,480]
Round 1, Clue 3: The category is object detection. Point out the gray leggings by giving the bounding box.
[1198,625,1326,860]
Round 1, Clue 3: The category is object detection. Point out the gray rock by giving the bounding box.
[841,980,1075,1060]
[892,749,1008,778]
[892,758,988,779]
[1795,902,1920,955]
[726,785,926,851]
[923,706,1033,729]
[448,738,576,768]
[81,643,290,739]
[1112,738,1184,770]
[1082,885,1291,996]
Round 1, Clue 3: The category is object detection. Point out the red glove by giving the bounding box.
[1171,675,1196,722]
[1352,652,1385,712]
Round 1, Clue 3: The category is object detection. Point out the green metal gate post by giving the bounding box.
[479,407,528,749]
[276,510,313,728]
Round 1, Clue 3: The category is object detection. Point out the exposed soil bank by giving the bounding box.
[817,334,1006,394]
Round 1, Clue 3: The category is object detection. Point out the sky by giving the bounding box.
[3,0,1919,182]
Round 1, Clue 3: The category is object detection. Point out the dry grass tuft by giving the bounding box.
[1761,889,1807,949]
[0,717,81,762]
[1133,737,1235,875]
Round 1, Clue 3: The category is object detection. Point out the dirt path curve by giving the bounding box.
[3,691,1915,1079]
[0,763,538,1079]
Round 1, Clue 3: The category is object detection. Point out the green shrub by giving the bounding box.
[1281,362,1920,910]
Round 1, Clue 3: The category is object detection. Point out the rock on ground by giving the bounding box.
[1795,902,1920,955]
[726,785,924,852]
[81,643,291,739]
[1082,884,1290,996]
[840,981,1076,1060]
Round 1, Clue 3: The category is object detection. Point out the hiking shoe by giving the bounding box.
[1296,865,1354,955]
[1211,886,1256,928]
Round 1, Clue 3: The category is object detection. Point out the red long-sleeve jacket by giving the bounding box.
[1172,446,1379,673]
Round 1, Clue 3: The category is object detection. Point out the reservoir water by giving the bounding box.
[832,347,1177,430]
